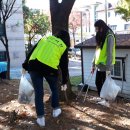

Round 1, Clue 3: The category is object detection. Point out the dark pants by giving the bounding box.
[95,70,106,96]
[29,71,59,117]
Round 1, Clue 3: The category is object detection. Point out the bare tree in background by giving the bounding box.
[69,11,81,46]
[0,0,20,79]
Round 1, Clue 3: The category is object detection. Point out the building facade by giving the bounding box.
[96,3,130,34]
[0,0,25,68]
[82,1,130,37]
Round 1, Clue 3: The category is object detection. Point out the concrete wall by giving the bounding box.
[0,0,25,68]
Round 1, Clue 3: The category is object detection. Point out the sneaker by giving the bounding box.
[93,97,102,102]
[97,100,110,107]
[53,108,62,118]
[36,117,45,127]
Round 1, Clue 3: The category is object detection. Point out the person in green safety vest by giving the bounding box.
[91,19,116,104]
[22,30,70,127]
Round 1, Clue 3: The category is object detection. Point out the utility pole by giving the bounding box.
[80,11,84,84]
[105,0,108,24]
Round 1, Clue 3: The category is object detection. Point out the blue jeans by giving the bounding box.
[29,71,59,117]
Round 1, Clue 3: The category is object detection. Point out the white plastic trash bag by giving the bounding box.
[100,75,121,101]
[18,75,34,104]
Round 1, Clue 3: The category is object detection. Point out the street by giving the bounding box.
[69,58,81,77]
[10,58,81,79]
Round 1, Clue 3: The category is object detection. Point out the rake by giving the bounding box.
[76,73,93,102]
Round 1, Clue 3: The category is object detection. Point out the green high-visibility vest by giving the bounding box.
[95,34,116,65]
[29,36,67,69]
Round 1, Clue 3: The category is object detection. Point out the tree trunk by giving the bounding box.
[50,0,76,102]
[28,34,32,52]
[4,22,10,79]
[72,28,76,46]
[50,0,75,34]
[6,45,10,79]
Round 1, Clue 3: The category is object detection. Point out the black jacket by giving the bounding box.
[22,41,69,84]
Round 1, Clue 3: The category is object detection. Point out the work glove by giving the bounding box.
[21,68,27,75]
[61,84,67,91]
[106,71,111,76]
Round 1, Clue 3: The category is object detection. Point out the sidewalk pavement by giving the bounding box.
[10,68,30,79]
[10,58,81,79]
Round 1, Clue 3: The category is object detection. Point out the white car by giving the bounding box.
[68,48,81,57]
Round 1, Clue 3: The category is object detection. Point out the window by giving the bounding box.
[0,51,6,61]
[108,12,111,17]
[115,12,118,17]
[108,3,112,8]
[95,12,98,22]
[124,24,130,30]
[94,6,98,22]
[13,51,19,59]
[111,58,126,81]
[110,25,117,31]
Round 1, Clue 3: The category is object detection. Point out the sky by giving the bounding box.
[26,0,119,10]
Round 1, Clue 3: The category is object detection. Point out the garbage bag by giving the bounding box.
[100,75,121,101]
[18,75,34,104]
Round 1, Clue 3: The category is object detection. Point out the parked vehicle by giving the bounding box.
[68,47,81,57]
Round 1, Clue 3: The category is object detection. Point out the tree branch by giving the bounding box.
[30,34,36,41]
[1,2,6,19]
[7,5,21,19]
[1,8,5,19]
[4,0,13,17]
[0,37,6,47]
[5,0,9,12]
[28,29,33,36]
[5,0,16,20]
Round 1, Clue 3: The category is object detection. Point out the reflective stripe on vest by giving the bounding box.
[95,34,116,65]
[29,36,67,69]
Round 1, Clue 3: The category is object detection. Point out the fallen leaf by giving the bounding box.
[82,107,88,111]
[56,120,60,124]
[19,112,28,118]
[114,114,119,117]
[6,107,9,110]
[76,114,80,118]
[98,124,103,126]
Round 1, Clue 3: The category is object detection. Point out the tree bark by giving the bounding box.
[50,0,76,102]
[4,22,10,79]
[28,33,32,52]
[6,45,10,79]
[72,27,76,46]
[50,0,75,34]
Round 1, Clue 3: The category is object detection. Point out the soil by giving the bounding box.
[0,80,130,130]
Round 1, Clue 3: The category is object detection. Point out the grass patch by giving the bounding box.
[70,76,82,86]
[44,76,82,91]
[44,76,82,87]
